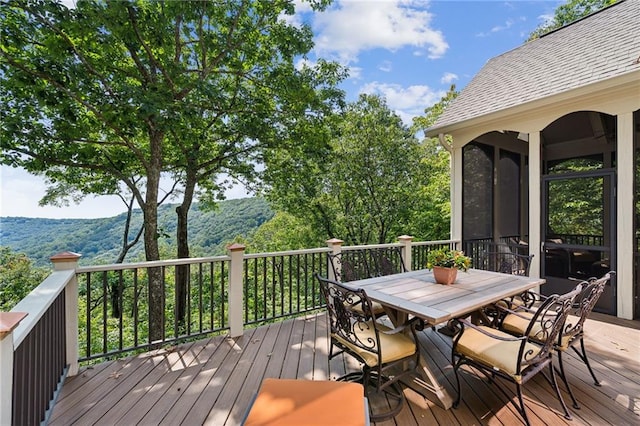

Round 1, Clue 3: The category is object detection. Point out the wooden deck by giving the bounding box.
[50,312,640,426]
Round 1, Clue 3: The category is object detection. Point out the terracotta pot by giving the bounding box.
[433,266,458,285]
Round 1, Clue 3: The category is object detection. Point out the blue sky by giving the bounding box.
[0,0,562,219]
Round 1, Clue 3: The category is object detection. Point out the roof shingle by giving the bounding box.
[430,0,640,131]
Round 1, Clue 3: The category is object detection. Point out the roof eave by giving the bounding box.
[425,68,640,138]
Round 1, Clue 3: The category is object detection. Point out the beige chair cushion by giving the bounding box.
[502,312,575,350]
[496,297,526,310]
[502,312,536,336]
[345,300,386,317]
[333,321,416,367]
[456,325,541,383]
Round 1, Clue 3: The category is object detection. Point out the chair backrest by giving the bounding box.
[561,271,615,346]
[328,247,406,282]
[481,251,534,276]
[520,284,583,367]
[315,274,382,357]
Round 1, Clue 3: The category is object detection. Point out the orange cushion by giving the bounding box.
[243,378,367,426]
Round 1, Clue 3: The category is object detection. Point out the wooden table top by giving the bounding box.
[348,269,545,325]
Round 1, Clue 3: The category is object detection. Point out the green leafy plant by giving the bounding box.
[426,248,471,272]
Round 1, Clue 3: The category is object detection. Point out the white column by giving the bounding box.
[398,235,413,271]
[451,145,463,242]
[528,132,542,279]
[617,112,634,319]
[326,238,343,281]
[50,251,81,376]
[227,243,246,337]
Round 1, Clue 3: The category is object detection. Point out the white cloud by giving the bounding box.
[359,82,445,124]
[378,61,393,72]
[440,72,458,84]
[476,16,526,37]
[313,0,448,64]
[60,0,76,9]
[281,1,313,27]
[293,0,314,14]
[491,18,515,33]
[348,66,363,79]
[295,57,315,70]
[537,13,555,26]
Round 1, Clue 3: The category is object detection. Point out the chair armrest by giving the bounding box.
[453,318,527,342]
[493,303,536,319]
[516,290,540,308]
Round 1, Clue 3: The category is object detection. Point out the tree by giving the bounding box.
[0,247,49,311]
[1,0,344,336]
[410,85,458,241]
[528,0,618,40]
[266,93,422,245]
[330,94,421,244]
[247,211,323,253]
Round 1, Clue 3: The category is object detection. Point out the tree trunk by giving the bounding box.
[144,132,163,343]
[174,172,196,329]
[112,195,144,318]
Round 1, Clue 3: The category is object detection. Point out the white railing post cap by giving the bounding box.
[326,238,343,246]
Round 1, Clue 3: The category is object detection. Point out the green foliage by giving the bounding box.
[0,247,49,310]
[327,94,422,244]
[1,0,346,275]
[266,93,433,245]
[409,85,459,241]
[528,0,618,40]
[426,248,471,272]
[1,198,273,267]
[245,211,323,253]
[547,159,604,237]
[413,85,459,129]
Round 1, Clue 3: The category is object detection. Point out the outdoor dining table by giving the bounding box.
[346,268,545,409]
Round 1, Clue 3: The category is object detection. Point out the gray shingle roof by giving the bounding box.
[430,0,640,131]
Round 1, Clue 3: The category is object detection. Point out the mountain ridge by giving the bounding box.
[0,197,273,267]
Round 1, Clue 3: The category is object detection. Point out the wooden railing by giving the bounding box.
[4,237,459,425]
[2,260,79,426]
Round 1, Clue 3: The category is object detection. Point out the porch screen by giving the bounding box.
[498,150,520,237]
[463,143,493,239]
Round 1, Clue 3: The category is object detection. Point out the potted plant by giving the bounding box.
[426,248,472,284]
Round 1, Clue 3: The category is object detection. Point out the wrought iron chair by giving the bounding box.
[451,285,582,425]
[476,252,535,329]
[498,271,615,409]
[480,251,534,276]
[315,273,423,421]
[328,247,407,318]
[328,247,407,282]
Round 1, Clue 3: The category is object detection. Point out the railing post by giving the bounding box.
[326,238,343,281]
[50,251,81,376]
[227,243,246,337]
[0,312,27,426]
[398,235,413,271]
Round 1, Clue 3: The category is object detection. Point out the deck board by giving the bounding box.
[50,312,640,426]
